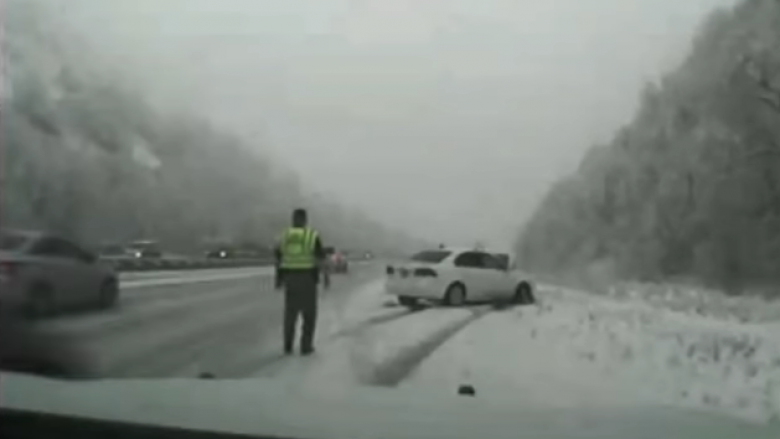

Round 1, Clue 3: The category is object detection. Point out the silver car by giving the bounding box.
[0,230,119,318]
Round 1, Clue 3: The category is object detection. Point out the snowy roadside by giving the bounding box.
[602,281,780,323]
[404,285,780,424]
[247,275,780,423]
[539,270,780,324]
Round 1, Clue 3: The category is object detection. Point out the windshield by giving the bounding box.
[493,254,510,270]
[3,0,779,435]
[410,250,452,263]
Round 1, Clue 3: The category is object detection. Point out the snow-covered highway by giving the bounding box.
[34,264,780,425]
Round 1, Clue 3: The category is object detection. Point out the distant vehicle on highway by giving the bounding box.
[204,242,271,260]
[205,247,233,259]
[0,229,119,318]
[385,246,534,308]
[126,240,163,259]
[323,246,349,274]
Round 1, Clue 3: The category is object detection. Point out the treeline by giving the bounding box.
[1,0,416,255]
[516,0,780,292]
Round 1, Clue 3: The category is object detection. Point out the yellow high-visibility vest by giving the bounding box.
[279,227,319,269]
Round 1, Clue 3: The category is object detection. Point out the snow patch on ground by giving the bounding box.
[405,286,780,424]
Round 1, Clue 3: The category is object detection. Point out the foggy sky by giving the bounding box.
[52,0,736,247]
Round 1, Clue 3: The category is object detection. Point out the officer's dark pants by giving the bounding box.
[283,270,318,352]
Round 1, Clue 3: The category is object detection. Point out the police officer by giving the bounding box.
[274,208,327,355]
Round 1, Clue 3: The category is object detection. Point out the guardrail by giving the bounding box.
[99,256,275,272]
[100,254,377,273]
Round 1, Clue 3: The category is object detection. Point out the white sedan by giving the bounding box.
[384,247,535,308]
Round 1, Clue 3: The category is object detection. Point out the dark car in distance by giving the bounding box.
[126,240,163,259]
[205,247,234,259]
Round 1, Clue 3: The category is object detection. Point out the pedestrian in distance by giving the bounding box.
[274,208,328,356]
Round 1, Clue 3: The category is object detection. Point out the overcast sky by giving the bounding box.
[54,0,735,247]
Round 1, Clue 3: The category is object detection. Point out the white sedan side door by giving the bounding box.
[452,251,493,301]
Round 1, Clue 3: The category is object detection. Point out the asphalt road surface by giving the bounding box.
[37,263,382,379]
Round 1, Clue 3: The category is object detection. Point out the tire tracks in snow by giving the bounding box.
[359,306,492,387]
[330,308,424,338]
[254,304,500,386]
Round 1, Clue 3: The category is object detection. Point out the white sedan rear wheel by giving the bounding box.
[444,283,466,306]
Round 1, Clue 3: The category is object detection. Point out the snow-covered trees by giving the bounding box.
[517,0,780,292]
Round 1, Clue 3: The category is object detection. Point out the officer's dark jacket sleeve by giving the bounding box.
[314,235,325,260]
